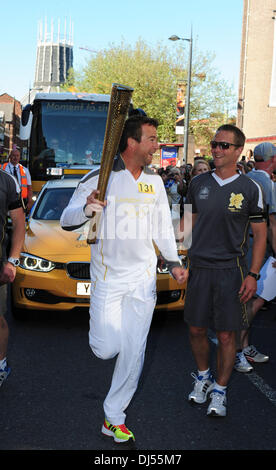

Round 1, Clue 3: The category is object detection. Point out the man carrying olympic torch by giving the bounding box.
[61,115,187,443]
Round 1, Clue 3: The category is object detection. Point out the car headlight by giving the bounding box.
[20,253,56,272]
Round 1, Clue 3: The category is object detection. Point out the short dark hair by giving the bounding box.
[119,115,158,153]
[216,124,246,147]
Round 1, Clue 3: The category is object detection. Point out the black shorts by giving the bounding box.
[184,266,250,331]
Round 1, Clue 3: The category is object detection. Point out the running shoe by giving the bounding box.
[243,345,269,363]
[0,365,11,388]
[188,372,214,404]
[207,389,227,417]
[234,351,253,373]
[102,419,135,443]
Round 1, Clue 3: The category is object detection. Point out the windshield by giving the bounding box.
[29,99,108,180]
[33,187,75,220]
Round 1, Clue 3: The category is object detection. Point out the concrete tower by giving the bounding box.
[237,0,276,153]
[34,18,73,92]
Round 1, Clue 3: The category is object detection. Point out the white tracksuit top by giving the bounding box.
[60,162,181,283]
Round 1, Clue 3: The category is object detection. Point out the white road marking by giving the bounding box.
[246,371,276,406]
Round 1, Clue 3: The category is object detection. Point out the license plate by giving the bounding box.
[77,282,91,295]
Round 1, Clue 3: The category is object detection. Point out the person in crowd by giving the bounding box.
[60,115,188,443]
[235,142,276,372]
[164,167,186,206]
[0,167,25,387]
[1,149,33,213]
[237,160,250,174]
[246,149,254,161]
[179,164,187,179]
[163,167,187,219]
[185,163,192,185]
[179,124,267,417]
[191,159,211,178]
[246,161,255,171]
[238,258,276,364]
[157,167,166,181]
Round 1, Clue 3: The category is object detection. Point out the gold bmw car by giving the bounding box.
[12,179,187,319]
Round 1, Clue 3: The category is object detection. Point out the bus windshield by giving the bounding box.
[29,99,109,180]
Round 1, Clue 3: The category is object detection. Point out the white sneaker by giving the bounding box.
[207,390,227,417]
[243,345,269,363]
[234,351,253,373]
[188,372,214,404]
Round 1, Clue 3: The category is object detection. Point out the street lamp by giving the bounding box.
[169,30,193,163]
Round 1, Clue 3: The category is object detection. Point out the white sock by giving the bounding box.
[0,358,7,369]
[213,382,227,393]
[198,368,210,378]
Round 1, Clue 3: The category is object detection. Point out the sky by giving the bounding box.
[0,0,244,102]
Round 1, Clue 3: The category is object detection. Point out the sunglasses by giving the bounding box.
[210,141,240,150]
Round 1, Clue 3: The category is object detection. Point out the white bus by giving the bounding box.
[20,92,111,192]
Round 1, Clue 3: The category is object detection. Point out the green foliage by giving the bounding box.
[63,39,236,144]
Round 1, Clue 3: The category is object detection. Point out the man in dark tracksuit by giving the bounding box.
[181,125,267,417]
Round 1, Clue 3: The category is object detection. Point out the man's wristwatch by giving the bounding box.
[248,271,260,281]
[7,257,20,267]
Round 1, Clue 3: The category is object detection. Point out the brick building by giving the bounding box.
[0,93,22,162]
[237,0,276,155]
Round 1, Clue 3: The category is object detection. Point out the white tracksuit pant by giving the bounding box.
[89,274,156,425]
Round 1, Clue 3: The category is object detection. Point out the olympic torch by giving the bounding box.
[87,83,134,244]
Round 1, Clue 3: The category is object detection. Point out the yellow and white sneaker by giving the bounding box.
[102,419,135,443]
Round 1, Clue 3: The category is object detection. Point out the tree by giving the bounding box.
[63,39,236,145]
